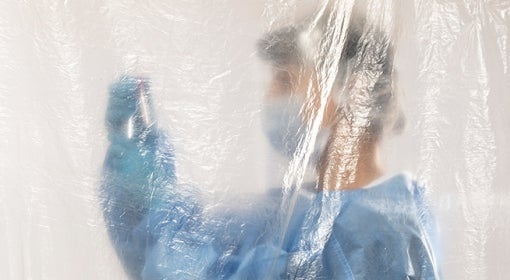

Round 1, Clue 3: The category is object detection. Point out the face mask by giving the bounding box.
[262,96,331,163]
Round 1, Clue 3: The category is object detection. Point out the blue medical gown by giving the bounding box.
[101,77,440,279]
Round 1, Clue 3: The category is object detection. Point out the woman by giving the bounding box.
[101,4,440,279]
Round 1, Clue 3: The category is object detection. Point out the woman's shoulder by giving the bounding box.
[328,172,440,279]
[331,172,430,231]
[342,171,424,201]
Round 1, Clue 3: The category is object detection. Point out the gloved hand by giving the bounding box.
[106,75,154,142]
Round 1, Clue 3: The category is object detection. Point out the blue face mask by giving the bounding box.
[262,97,331,162]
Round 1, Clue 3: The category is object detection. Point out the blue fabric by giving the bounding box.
[101,76,440,279]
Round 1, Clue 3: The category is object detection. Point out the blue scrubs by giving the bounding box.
[101,76,440,279]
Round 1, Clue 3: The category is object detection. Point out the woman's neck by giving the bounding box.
[317,128,383,191]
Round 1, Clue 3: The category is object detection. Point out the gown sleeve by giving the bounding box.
[99,76,284,280]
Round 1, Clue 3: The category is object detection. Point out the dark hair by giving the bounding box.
[257,7,405,139]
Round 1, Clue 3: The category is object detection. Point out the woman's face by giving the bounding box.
[265,63,338,129]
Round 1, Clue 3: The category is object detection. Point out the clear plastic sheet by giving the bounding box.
[0,0,509,279]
